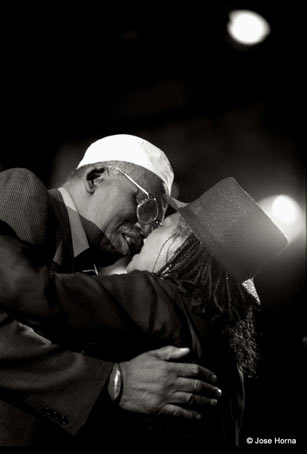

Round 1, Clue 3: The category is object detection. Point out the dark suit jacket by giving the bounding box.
[0,168,113,446]
[0,229,245,446]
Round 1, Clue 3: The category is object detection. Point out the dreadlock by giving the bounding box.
[158,231,259,377]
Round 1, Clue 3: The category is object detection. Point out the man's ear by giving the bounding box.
[84,166,107,194]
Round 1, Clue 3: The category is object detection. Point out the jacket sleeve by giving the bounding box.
[0,232,194,360]
[0,170,113,435]
[0,313,112,435]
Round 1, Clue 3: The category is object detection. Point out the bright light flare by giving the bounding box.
[259,195,305,242]
[227,10,271,45]
[272,195,299,226]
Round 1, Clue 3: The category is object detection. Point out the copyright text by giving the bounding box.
[246,437,296,445]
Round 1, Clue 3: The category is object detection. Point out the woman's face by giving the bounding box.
[127,213,186,273]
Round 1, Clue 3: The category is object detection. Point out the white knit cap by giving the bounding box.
[77,134,174,194]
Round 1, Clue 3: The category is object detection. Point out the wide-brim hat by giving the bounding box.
[167,177,288,286]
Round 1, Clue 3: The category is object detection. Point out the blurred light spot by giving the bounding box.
[227,10,271,45]
[259,195,305,242]
[272,195,298,226]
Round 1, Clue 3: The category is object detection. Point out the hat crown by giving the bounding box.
[77,134,174,194]
[177,177,288,282]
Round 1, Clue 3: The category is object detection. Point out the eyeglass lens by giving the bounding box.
[137,198,159,224]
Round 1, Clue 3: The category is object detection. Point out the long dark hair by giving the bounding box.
[158,221,259,377]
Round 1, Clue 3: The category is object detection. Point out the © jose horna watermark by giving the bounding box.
[245,436,297,446]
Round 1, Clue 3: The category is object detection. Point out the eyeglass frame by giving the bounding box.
[105,165,168,226]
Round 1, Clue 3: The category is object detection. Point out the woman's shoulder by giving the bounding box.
[121,270,180,298]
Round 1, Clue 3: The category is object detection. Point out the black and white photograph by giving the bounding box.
[0,2,305,449]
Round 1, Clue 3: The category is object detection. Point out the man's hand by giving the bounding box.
[117,346,222,420]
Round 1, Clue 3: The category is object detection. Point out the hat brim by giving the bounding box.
[165,195,187,210]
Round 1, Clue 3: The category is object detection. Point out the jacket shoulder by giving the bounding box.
[0,168,54,247]
[0,167,48,193]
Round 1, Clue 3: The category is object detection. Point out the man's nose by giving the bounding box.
[135,221,154,238]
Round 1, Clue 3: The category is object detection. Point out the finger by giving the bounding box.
[161,404,202,420]
[150,346,190,361]
[169,392,218,408]
[176,377,222,398]
[175,363,217,384]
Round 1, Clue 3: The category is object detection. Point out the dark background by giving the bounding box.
[1,2,306,447]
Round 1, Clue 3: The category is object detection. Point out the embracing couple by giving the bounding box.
[0,134,287,447]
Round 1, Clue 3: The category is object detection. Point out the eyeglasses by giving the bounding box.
[106,166,168,226]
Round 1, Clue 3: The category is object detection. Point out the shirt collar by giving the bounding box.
[58,187,89,258]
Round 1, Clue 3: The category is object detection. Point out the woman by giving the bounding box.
[0,177,287,447]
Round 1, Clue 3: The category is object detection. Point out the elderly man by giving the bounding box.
[0,134,218,447]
